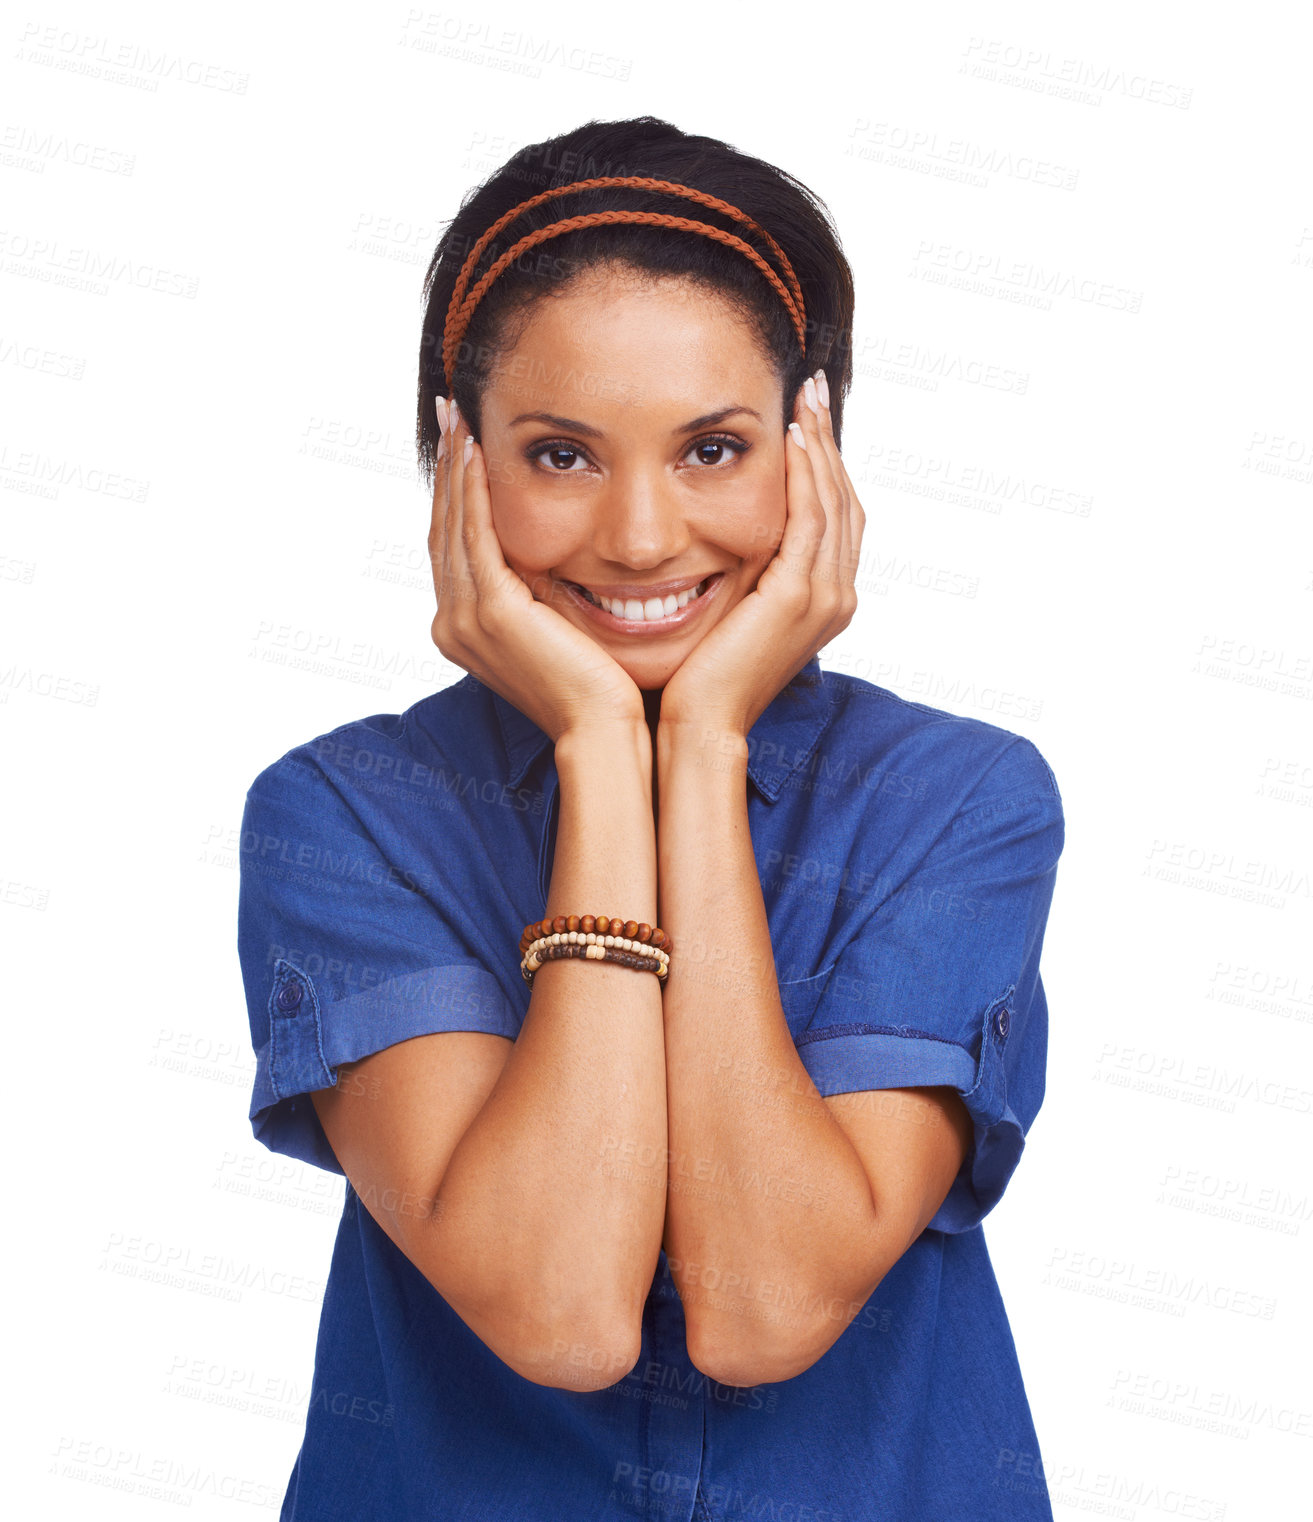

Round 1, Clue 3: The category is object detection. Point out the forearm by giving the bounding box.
[434,721,666,1384]
[656,722,881,1385]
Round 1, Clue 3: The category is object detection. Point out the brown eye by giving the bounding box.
[685,433,749,468]
[525,440,591,473]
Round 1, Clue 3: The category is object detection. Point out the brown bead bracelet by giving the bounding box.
[519,914,673,989]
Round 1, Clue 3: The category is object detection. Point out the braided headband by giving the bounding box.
[441,176,808,384]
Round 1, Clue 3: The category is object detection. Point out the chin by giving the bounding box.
[620,651,687,693]
[579,639,686,692]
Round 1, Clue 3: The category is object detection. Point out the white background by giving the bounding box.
[4,1,1311,1516]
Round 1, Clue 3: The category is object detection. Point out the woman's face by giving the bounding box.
[477,266,790,692]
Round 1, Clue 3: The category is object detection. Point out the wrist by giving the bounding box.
[656,716,749,776]
[555,719,654,782]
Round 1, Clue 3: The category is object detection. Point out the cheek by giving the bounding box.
[697,460,787,564]
[486,471,579,572]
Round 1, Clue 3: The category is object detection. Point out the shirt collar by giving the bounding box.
[488,655,835,803]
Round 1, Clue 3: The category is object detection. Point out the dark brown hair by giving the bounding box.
[415,116,855,485]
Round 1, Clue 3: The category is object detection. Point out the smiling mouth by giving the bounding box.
[566,576,716,623]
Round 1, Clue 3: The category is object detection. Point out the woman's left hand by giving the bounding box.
[659,369,865,739]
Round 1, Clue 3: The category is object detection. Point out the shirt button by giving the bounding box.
[996,1006,1010,1039]
[276,980,303,1013]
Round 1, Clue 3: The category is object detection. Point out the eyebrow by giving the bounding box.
[506,405,763,438]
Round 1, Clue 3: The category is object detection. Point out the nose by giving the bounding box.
[586,460,691,570]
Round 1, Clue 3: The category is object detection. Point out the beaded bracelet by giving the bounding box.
[519,914,673,989]
[519,923,671,987]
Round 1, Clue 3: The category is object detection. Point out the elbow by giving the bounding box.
[493,1276,650,1392]
[686,1332,825,1389]
[442,1281,643,1392]
[685,1290,858,1388]
[414,1230,648,1392]
[500,1315,643,1392]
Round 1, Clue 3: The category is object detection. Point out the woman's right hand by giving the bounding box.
[428,397,646,744]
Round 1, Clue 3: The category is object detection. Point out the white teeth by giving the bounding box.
[581,578,711,622]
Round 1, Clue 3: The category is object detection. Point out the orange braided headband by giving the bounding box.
[441,176,808,384]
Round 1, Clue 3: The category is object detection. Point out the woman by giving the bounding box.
[238,116,1065,1521]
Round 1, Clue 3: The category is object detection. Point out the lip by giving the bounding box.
[567,573,719,600]
[561,572,726,634]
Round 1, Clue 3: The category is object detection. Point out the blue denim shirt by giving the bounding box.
[237,655,1064,1521]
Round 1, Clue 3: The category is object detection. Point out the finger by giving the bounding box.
[455,428,520,615]
[808,371,862,591]
[792,381,845,591]
[810,373,850,589]
[445,399,479,614]
[798,377,849,591]
[429,396,453,607]
[780,395,826,585]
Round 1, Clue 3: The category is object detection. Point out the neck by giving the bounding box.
[641,687,662,826]
[641,685,662,740]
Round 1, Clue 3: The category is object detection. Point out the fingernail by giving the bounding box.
[788,421,807,451]
[450,398,461,431]
[804,376,820,414]
[463,434,473,464]
[436,396,449,435]
[815,370,830,409]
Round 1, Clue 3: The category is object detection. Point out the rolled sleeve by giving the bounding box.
[237,750,520,1173]
[795,740,1064,1233]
